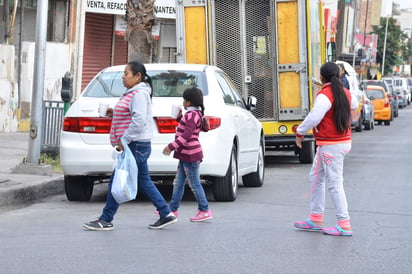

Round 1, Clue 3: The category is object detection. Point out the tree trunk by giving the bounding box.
[126,0,155,63]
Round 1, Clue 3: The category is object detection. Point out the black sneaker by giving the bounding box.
[83,219,114,231]
[148,213,177,230]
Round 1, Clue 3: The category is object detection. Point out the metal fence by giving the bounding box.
[41,100,64,155]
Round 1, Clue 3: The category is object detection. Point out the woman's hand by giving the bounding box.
[117,140,124,151]
[163,146,172,156]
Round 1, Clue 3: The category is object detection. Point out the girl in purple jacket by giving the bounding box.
[163,87,213,222]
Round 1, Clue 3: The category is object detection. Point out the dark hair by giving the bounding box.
[337,63,348,76]
[127,61,153,97]
[183,87,205,115]
[320,62,351,134]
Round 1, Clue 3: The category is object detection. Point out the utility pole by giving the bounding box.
[335,0,346,55]
[27,0,49,164]
[382,15,389,77]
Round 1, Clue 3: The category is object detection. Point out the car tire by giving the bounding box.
[64,175,94,201]
[212,145,238,202]
[355,116,362,132]
[299,140,315,164]
[384,120,390,126]
[242,137,265,187]
[364,120,372,130]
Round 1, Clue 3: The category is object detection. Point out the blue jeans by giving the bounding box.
[100,141,171,222]
[169,160,209,212]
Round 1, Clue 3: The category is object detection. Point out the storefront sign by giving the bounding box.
[85,0,176,19]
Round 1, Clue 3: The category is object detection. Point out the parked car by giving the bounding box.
[394,78,411,106]
[361,79,398,118]
[361,89,374,130]
[365,85,392,126]
[60,63,265,202]
[336,60,364,132]
[408,78,412,101]
[383,77,408,108]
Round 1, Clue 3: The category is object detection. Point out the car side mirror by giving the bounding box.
[247,95,257,111]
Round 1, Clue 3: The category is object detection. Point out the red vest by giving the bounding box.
[314,83,352,145]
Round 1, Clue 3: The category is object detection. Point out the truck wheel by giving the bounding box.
[64,175,94,201]
[242,137,265,187]
[212,146,238,201]
[299,141,315,164]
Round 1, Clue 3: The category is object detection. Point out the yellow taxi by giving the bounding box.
[365,85,392,126]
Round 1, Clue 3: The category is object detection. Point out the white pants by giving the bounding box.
[309,143,351,221]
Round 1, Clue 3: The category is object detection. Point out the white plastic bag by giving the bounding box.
[111,138,138,203]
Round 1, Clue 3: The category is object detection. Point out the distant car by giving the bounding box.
[365,85,392,126]
[361,89,374,130]
[60,63,265,202]
[361,79,398,118]
[384,77,408,108]
[336,60,364,132]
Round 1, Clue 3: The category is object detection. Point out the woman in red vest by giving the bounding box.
[294,62,358,236]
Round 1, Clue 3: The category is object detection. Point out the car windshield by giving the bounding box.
[82,69,207,98]
[366,89,385,99]
[149,70,208,97]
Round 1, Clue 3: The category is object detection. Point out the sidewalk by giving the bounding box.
[0,132,64,208]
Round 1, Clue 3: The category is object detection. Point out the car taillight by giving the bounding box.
[384,101,390,108]
[155,117,179,133]
[154,116,221,134]
[204,116,221,130]
[63,117,112,133]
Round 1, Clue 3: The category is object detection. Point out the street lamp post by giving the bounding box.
[382,16,389,77]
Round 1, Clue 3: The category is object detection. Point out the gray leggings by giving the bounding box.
[309,142,351,221]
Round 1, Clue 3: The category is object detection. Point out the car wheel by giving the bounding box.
[242,137,265,187]
[355,116,362,132]
[384,120,391,126]
[299,140,315,164]
[364,120,372,130]
[212,145,238,201]
[64,175,94,201]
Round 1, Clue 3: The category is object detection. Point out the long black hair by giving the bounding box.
[320,62,351,134]
[183,87,205,115]
[127,61,153,97]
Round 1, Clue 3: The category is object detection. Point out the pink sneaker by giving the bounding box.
[189,209,213,222]
[154,210,178,218]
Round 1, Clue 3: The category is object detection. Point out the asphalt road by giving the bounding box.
[1,107,412,274]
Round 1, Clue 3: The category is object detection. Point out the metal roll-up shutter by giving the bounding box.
[113,35,128,66]
[82,13,114,91]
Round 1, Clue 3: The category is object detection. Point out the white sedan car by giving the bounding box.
[60,63,265,202]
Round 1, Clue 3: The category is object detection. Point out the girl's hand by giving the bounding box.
[295,136,304,148]
[163,146,172,156]
[106,107,113,118]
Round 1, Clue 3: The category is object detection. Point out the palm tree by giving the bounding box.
[126,0,155,63]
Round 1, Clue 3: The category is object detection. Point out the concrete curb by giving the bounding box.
[0,176,64,207]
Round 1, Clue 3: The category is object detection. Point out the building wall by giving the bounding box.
[18,42,71,131]
[0,45,18,132]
